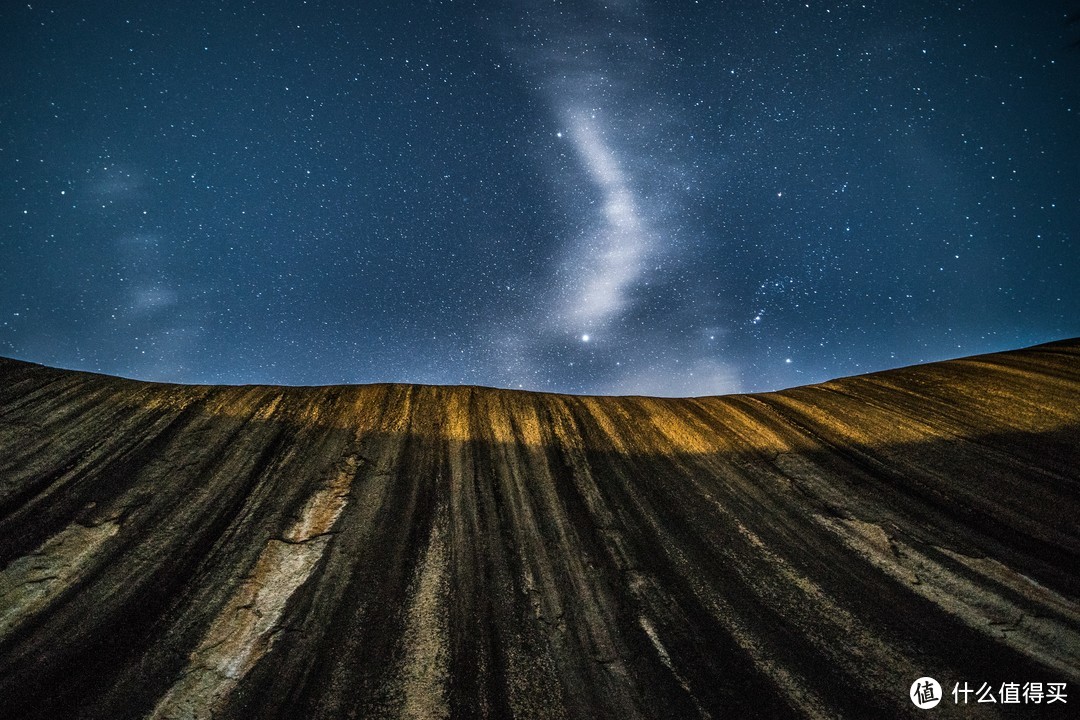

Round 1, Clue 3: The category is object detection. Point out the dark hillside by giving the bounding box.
[1,340,1078,718]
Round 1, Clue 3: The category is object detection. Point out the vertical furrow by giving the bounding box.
[0,386,299,718]
[280,384,443,718]
[0,341,1078,719]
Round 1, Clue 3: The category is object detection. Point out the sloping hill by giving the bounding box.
[1,341,1078,719]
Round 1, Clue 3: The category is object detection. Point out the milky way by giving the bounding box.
[1,1,1077,395]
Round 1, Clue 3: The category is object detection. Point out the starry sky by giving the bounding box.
[2,1,1078,396]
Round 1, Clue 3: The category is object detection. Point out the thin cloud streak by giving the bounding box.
[484,0,739,395]
[559,112,649,331]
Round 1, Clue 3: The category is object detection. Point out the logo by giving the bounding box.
[911,677,942,709]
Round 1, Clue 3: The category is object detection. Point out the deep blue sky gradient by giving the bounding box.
[2,1,1077,395]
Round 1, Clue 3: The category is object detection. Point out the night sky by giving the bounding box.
[2,1,1078,396]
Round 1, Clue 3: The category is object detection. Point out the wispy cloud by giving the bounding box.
[603,357,741,398]
[502,3,660,344]
[556,112,649,331]
[487,1,739,396]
